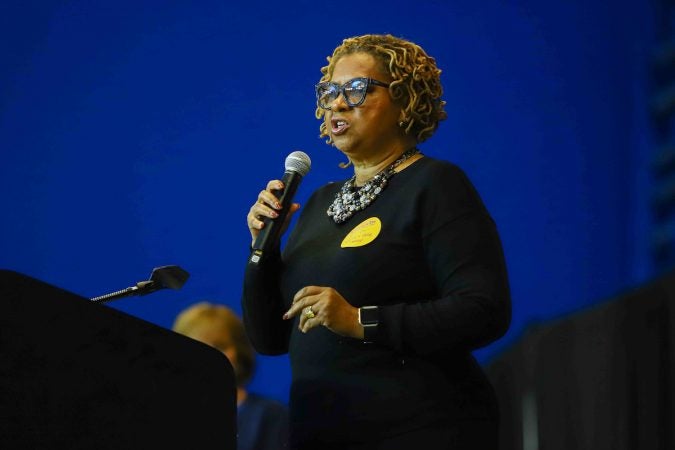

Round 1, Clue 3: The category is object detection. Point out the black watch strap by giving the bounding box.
[358,306,379,342]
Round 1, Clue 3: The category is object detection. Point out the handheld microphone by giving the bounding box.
[249,151,311,265]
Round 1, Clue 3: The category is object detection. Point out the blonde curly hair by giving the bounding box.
[316,34,447,144]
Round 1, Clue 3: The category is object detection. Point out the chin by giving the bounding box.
[330,136,349,151]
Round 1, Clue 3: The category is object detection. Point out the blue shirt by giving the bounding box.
[238,393,289,450]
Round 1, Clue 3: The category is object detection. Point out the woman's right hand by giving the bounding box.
[247,180,301,246]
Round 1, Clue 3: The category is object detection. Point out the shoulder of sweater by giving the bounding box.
[408,157,489,220]
[407,156,475,193]
[414,155,467,178]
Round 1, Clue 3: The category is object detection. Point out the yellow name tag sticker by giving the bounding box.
[341,217,382,248]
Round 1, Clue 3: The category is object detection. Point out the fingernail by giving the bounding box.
[275,202,282,209]
[271,211,278,217]
[282,313,288,320]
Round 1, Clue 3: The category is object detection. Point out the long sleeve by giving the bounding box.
[241,247,292,355]
[376,209,511,355]
[368,160,511,356]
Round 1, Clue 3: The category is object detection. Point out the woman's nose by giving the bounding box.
[330,92,349,111]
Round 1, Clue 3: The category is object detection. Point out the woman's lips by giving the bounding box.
[331,118,349,135]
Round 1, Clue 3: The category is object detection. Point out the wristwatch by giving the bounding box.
[358,305,379,342]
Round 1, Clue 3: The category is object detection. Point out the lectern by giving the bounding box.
[0,270,236,449]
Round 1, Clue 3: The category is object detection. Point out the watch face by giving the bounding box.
[359,306,378,325]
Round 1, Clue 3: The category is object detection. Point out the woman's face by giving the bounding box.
[323,52,404,161]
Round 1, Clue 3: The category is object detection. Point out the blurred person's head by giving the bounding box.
[173,302,255,388]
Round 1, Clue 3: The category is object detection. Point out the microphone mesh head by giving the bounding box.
[285,151,311,176]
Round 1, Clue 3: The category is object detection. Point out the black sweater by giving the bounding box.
[242,156,511,447]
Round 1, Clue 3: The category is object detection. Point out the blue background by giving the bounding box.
[0,0,655,403]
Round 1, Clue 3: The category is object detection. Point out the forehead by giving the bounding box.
[330,53,387,83]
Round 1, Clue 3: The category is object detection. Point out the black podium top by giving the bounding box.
[0,270,236,449]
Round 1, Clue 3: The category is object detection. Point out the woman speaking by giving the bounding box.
[243,34,511,450]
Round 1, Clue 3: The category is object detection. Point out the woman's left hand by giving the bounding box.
[283,286,364,339]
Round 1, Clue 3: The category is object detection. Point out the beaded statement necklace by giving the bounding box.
[327,147,420,224]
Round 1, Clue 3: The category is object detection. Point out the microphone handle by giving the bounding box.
[250,170,302,263]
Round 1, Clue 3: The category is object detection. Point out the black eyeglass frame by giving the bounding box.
[315,77,390,110]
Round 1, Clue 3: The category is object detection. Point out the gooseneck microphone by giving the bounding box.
[90,265,190,303]
[249,151,311,265]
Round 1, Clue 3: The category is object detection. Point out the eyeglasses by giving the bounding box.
[315,77,390,110]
